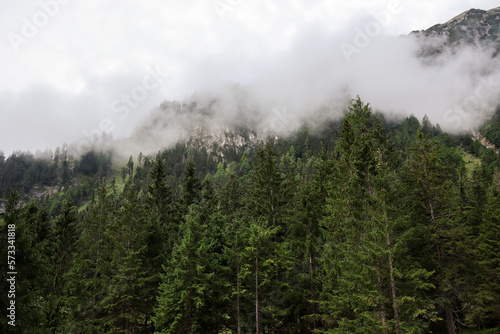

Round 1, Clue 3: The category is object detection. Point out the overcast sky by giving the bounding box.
[0,0,499,155]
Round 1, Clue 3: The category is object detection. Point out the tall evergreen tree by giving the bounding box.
[219,174,251,334]
[0,192,50,332]
[154,203,231,333]
[319,99,437,333]
[103,185,154,333]
[404,131,468,334]
[63,178,114,333]
[179,159,202,213]
[244,139,288,333]
[45,198,78,332]
[319,99,391,332]
[146,157,174,265]
[470,183,500,329]
[155,160,233,333]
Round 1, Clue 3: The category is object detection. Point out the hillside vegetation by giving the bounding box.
[1,98,499,333]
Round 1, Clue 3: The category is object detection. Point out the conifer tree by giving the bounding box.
[319,99,437,333]
[219,174,251,333]
[244,139,287,333]
[127,155,134,177]
[155,160,233,333]
[471,184,500,328]
[146,157,173,266]
[289,152,333,331]
[45,198,78,331]
[404,131,464,334]
[319,99,391,332]
[103,185,154,333]
[179,159,202,213]
[63,178,114,332]
[0,192,50,331]
[154,204,231,333]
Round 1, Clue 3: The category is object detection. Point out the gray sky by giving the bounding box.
[1,0,499,155]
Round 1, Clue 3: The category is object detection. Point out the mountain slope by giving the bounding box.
[413,6,500,54]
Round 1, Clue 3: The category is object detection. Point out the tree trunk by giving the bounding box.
[445,306,455,334]
[383,208,401,334]
[256,244,259,334]
[386,231,401,334]
[376,265,387,331]
[187,243,193,334]
[309,249,316,330]
[429,198,455,334]
[237,253,241,334]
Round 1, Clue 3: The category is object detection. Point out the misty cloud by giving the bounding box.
[122,29,500,157]
[2,1,500,156]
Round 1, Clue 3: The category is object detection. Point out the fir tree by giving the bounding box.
[471,184,500,328]
[45,198,78,331]
[154,205,231,333]
[404,131,464,334]
[219,174,250,333]
[63,178,114,332]
[319,99,437,333]
[146,157,173,265]
[103,185,154,333]
[245,139,286,333]
[179,159,202,212]
[0,192,50,331]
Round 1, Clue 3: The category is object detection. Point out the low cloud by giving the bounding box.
[2,2,500,157]
[121,30,500,156]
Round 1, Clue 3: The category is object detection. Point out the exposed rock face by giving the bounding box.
[120,96,267,159]
[472,131,500,154]
[185,126,261,161]
[412,6,500,55]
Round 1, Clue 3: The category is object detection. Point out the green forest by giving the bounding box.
[1,98,500,333]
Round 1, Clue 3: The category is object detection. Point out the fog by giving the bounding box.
[117,31,500,156]
[1,1,500,157]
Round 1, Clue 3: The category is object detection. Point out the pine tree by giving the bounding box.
[319,99,390,332]
[154,204,231,333]
[293,152,334,331]
[45,198,78,331]
[319,99,437,333]
[146,157,173,263]
[127,155,134,177]
[103,185,154,333]
[404,131,465,334]
[179,159,202,213]
[138,152,143,166]
[63,178,114,332]
[218,174,251,334]
[244,139,287,333]
[471,183,500,328]
[0,192,50,331]
[155,160,233,333]
[378,146,438,333]
[219,174,244,219]
[146,158,172,214]
[422,114,433,134]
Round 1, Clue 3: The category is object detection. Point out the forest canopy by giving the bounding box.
[0,98,499,333]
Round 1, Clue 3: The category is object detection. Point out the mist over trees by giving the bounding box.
[0,98,500,333]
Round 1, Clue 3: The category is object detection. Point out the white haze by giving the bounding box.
[1,1,499,156]
[120,33,500,156]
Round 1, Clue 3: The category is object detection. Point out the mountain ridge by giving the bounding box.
[412,6,500,52]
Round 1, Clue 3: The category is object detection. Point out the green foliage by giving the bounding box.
[44,197,78,331]
[482,107,500,148]
[0,98,499,333]
[77,150,112,177]
[62,179,115,333]
[154,205,231,333]
[103,185,155,333]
